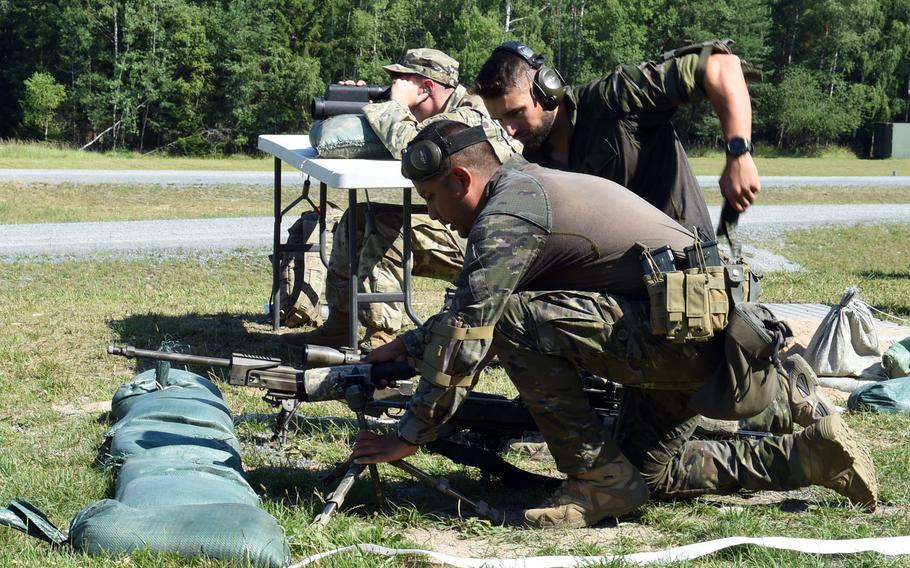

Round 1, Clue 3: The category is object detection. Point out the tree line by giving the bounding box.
[2,0,908,156]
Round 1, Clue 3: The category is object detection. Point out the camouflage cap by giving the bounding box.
[383,48,460,88]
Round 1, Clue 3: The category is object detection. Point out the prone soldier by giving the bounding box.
[351,116,877,529]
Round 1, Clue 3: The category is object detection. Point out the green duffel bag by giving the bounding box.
[883,336,910,379]
[309,114,392,159]
[847,376,910,415]
[100,420,242,471]
[115,458,260,508]
[0,499,290,568]
[111,368,223,421]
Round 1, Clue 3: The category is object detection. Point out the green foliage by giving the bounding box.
[20,71,66,140]
[760,66,867,149]
[2,0,909,154]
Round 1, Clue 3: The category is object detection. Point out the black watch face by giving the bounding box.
[726,138,750,156]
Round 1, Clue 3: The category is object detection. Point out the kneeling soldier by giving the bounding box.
[351,115,877,528]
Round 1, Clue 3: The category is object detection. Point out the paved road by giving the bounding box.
[2,204,909,262]
[2,168,909,188]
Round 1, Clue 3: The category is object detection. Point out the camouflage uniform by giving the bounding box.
[397,156,816,498]
[324,49,486,332]
[523,42,740,239]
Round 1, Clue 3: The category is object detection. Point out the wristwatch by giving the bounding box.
[725,137,754,157]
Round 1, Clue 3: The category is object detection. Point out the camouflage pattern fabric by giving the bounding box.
[523,43,737,239]
[393,156,817,498]
[363,85,484,159]
[324,203,465,332]
[396,157,695,444]
[383,48,461,87]
[325,103,518,333]
[276,204,343,327]
[494,290,809,496]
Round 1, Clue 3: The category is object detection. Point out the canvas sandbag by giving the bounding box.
[115,459,260,508]
[309,114,392,159]
[882,336,910,379]
[847,376,910,415]
[100,419,243,471]
[803,287,881,377]
[111,368,223,421]
[688,303,791,420]
[1,363,291,567]
[68,500,289,567]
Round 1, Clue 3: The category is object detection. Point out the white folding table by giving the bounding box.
[257,134,422,350]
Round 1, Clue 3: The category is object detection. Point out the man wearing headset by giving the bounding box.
[289,48,492,351]
[474,40,760,239]
[351,115,877,529]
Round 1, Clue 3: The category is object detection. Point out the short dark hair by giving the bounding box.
[474,50,533,99]
[409,120,498,180]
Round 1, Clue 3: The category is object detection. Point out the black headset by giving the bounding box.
[493,41,566,110]
[401,125,489,181]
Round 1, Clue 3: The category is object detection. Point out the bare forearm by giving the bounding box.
[703,53,761,212]
[704,54,751,140]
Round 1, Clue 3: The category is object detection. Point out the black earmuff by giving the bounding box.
[401,126,489,181]
[493,41,566,111]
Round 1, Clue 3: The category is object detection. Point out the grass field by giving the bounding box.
[3,139,910,176]
[1,220,909,567]
[2,182,909,225]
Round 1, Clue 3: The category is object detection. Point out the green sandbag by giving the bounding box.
[847,376,910,414]
[69,500,290,568]
[111,368,223,421]
[309,114,392,159]
[115,458,260,507]
[883,336,910,379]
[101,420,242,471]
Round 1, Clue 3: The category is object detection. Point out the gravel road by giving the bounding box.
[2,204,909,272]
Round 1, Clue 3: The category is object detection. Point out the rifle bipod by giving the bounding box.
[311,382,505,526]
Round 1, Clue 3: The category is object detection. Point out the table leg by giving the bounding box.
[318,182,329,269]
[271,157,282,331]
[347,188,359,350]
[402,187,423,326]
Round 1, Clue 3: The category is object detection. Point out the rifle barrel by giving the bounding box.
[107,345,231,369]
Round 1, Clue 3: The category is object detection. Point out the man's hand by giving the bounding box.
[351,431,419,464]
[361,337,408,364]
[390,76,428,108]
[337,79,367,86]
[719,153,760,212]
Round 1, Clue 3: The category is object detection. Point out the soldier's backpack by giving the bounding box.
[271,208,339,328]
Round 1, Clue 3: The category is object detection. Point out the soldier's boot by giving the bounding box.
[794,414,878,511]
[282,310,349,348]
[784,355,838,427]
[359,327,395,353]
[523,454,649,529]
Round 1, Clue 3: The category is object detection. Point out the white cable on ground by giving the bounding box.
[288,535,910,567]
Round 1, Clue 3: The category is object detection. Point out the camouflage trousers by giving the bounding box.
[493,290,808,498]
[325,203,465,332]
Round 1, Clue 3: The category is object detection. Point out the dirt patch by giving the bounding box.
[405,521,665,560]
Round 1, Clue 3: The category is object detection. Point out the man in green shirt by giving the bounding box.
[474,40,761,238]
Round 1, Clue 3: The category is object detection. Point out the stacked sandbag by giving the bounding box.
[309,114,392,159]
[1,363,291,567]
[882,336,910,379]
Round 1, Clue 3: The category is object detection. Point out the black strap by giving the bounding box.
[0,499,69,545]
[717,201,742,259]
